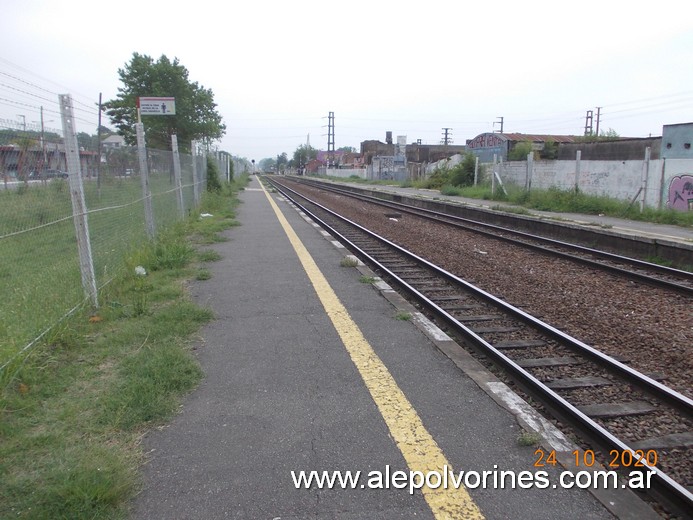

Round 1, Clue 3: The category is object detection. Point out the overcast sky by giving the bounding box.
[2,0,692,161]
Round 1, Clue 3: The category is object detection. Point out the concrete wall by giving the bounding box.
[425,154,464,175]
[557,138,661,160]
[662,158,693,211]
[321,167,368,179]
[490,155,693,210]
[406,143,467,163]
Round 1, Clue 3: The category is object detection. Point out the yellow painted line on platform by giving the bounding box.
[260,182,484,519]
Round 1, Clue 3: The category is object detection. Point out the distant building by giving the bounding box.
[405,142,467,164]
[360,139,394,166]
[466,133,578,162]
[661,122,693,159]
[340,151,364,168]
[305,158,324,174]
[102,134,125,150]
[0,144,97,178]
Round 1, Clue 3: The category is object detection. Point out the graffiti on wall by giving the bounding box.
[467,133,505,149]
[667,175,693,211]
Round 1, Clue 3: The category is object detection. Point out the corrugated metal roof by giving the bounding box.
[502,133,578,143]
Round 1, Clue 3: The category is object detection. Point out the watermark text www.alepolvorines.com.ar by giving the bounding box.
[291,465,655,495]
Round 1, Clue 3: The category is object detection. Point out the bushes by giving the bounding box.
[508,141,534,161]
[422,153,478,189]
[420,167,451,189]
[206,158,222,193]
[449,153,477,186]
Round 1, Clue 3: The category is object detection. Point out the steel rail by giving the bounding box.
[286,177,693,295]
[267,176,693,516]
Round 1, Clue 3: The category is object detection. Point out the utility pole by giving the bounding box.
[494,116,504,133]
[441,128,452,145]
[441,128,452,159]
[327,111,335,168]
[34,107,54,169]
[595,107,602,137]
[17,114,26,131]
[584,110,594,136]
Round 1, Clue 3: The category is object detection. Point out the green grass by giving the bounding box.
[195,268,212,280]
[0,172,249,365]
[340,256,359,267]
[435,183,693,228]
[439,184,464,196]
[198,249,222,262]
[0,174,248,519]
[309,173,693,228]
[321,174,400,186]
[0,174,191,364]
[517,431,542,446]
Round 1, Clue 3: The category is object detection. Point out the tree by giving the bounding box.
[600,128,620,140]
[540,139,558,160]
[290,144,317,168]
[206,156,222,192]
[449,153,477,186]
[104,146,137,176]
[577,128,621,143]
[103,53,225,152]
[258,157,276,171]
[16,134,39,183]
[276,152,288,171]
[77,132,98,151]
[98,125,114,137]
[508,140,534,161]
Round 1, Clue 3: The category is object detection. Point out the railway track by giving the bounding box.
[265,175,693,518]
[281,176,693,295]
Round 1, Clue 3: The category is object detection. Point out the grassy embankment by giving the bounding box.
[325,173,693,228]
[0,174,197,364]
[0,175,247,519]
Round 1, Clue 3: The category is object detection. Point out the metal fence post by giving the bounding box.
[171,134,184,218]
[191,140,200,205]
[225,153,229,182]
[201,153,208,200]
[59,94,98,308]
[640,146,650,213]
[526,152,534,192]
[136,123,155,238]
[574,150,581,193]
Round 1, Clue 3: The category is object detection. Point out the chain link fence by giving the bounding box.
[0,110,220,373]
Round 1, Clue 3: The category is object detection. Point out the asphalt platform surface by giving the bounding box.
[130,175,663,519]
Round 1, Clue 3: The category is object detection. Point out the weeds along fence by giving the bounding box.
[0,98,217,375]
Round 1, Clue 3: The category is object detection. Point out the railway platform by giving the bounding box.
[131,175,661,519]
